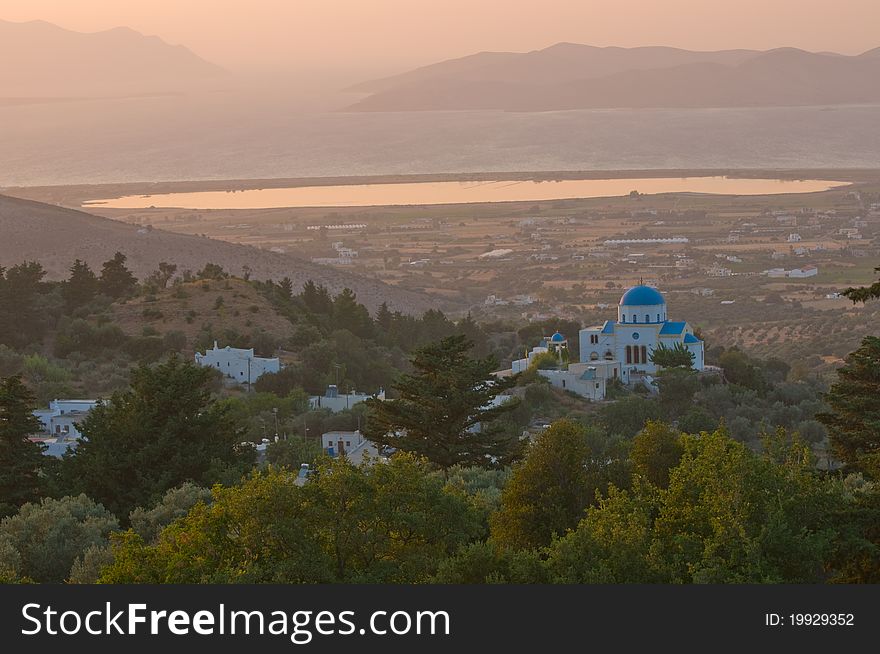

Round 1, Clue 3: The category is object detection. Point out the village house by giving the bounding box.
[194,341,280,385]
[309,385,385,413]
[32,399,99,457]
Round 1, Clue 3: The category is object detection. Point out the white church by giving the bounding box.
[507,284,704,400]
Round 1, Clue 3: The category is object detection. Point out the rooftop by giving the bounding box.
[619,285,665,307]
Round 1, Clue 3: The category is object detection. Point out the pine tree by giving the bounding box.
[843,266,880,303]
[99,251,137,299]
[332,288,374,338]
[0,262,48,349]
[278,276,293,299]
[375,302,393,333]
[301,280,333,315]
[62,259,99,312]
[63,356,254,520]
[0,376,46,517]
[817,336,880,478]
[364,334,520,474]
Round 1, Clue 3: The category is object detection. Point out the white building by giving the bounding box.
[309,385,385,413]
[578,284,704,385]
[787,233,802,242]
[194,341,280,385]
[788,265,818,278]
[538,361,622,400]
[32,399,99,457]
[322,430,366,456]
[33,399,98,440]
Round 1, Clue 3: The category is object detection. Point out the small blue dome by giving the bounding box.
[550,331,565,342]
[619,285,665,306]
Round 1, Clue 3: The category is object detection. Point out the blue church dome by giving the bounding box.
[619,285,665,306]
[550,331,565,342]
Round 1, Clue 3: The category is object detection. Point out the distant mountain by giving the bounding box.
[0,19,227,97]
[347,43,880,111]
[0,194,434,314]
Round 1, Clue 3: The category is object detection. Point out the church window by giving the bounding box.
[605,350,613,360]
[657,313,661,322]
[625,346,632,364]
[633,346,640,364]
[646,314,650,323]
[562,380,566,388]
[641,346,647,363]
[633,315,638,323]
[590,351,599,361]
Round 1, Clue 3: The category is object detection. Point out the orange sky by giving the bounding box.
[3,0,878,74]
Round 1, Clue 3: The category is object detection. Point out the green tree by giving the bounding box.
[364,335,520,474]
[547,427,838,583]
[598,395,663,438]
[265,437,322,470]
[62,259,99,312]
[843,265,880,303]
[653,367,700,418]
[278,276,293,299]
[490,420,601,550]
[100,454,481,583]
[653,427,836,583]
[545,482,665,583]
[196,262,228,280]
[63,356,254,519]
[0,262,48,348]
[99,251,137,299]
[128,482,213,544]
[649,342,695,369]
[146,261,178,290]
[630,421,683,488]
[375,302,393,333]
[0,494,118,583]
[332,288,374,339]
[0,376,46,517]
[817,336,880,478]
[300,280,333,315]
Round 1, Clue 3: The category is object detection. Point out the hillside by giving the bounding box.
[0,19,226,98]
[108,277,295,346]
[347,43,880,111]
[0,194,434,314]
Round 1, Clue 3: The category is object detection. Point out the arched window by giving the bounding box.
[641,346,647,364]
[621,315,626,323]
[590,351,599,361]
[645,314,650,323]
[625,345,632,364]
[657,313,661,322]
[633,346,640,364]
[633,315,638,324]
[604,350,614,360]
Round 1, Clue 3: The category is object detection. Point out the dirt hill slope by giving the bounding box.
[0,194,434,314]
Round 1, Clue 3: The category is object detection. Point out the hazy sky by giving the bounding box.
[3,0,878,74]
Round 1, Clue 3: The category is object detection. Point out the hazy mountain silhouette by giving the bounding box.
[348,43,880,111]
[0,19,227,98]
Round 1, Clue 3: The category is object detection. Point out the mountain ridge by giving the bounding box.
[347,42,880,111]
[0,19,227,97]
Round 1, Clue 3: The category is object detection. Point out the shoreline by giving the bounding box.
[4,168,878,208]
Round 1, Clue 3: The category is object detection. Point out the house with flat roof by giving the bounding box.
[195,341,280,385]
